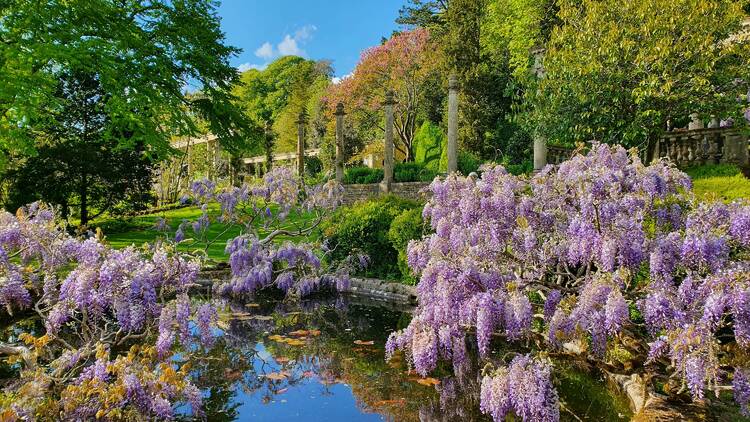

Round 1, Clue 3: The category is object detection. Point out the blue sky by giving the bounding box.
[217,0,407,79]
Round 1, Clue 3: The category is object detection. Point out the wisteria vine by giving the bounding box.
[386,144,750,421]
[0,168,348,420]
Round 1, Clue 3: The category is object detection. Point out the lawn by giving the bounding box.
[686,164,750,202]
[97,204,322,262]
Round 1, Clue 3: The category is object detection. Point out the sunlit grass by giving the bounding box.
[686,164,750,202]
[96,204,322,262]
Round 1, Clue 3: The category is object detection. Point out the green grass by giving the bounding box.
[685,164,750,202]
[95,204,321,262]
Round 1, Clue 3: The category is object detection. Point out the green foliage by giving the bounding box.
[525,0,750,149]
[687,164,750,202]
[0,0,250,163]
[685,164,745,179]
[457,151,483,174]
[5,72,156,225]
[387,208,426,284]
[343,167,384,184]
[503,160,534,175]
[322,195,419,280]
[413,121,446,172]
[394,162,437,182]
[235,57,332,158]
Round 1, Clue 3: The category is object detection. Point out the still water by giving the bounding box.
[183,293,633,421]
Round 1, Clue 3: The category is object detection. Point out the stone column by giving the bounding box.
[381,90,395,193]
[264,121,273,174]
[533,136,547,172]
[447,74,459,174]
[296,111,307,179]
[334,102,346,183]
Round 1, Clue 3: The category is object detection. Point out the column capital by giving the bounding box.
[295,111,308,125]
[448,74,459,90]
[334,102,346,116]
[383,90,396,106]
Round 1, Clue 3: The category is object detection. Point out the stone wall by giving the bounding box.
[342,181,431,205]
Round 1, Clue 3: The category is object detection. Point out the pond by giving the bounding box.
[181,293,633,421]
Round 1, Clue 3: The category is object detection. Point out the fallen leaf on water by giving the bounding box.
[289,329,309,337]
[414,377,441,386]
[275,388,288,395]
[252,315,274,321]
[353,340,374,346]
[275,357,291,364]
[268,334,285,342]
[373,399,406,407]
[285,339,306,346]
[308,329,321,336]
[264,372,288,381]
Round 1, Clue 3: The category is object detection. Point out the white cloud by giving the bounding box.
[332,72,353,85]
[254,42,275,60]
[237,62,266,72]
[277,34,304,56]
[294,24,317,42]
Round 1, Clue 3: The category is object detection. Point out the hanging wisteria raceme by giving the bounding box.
[385,144,750,420]
[0,203,216,420]
[181,167,356,298]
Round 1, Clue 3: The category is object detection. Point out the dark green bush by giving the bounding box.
[394,162,437,183]
[685,164,742,180]
[458,151,482,175]
[322,195,418,280]
[343,166,383,184]
[503,160,533,176]
[387,208,425,285]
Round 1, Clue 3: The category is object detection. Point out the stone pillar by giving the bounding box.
[264,121,273,174]
[447,74,459,174]
[296,111,307,178]
[381,90,395,193]
[334,102,346,183]
[533,136,547,172]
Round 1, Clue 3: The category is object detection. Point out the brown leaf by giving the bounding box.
[353,340,374,346]
[264,372,288,381]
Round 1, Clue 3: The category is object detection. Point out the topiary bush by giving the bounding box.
[387,207,426,284]
[322,195,418,280]
[343,166,384,184]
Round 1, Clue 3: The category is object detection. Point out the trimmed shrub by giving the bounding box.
[457,151,482,175]
[322,195,418,280]
[414,121,446,173]
[343,167,383,184]
[394,162,437,183]
[387,208,425,285]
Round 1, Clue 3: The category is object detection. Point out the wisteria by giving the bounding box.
[0,168,350,419]
[0,203,216,419]
[479,355,559,422]
[385,144,750,420]
[181,167,354,299]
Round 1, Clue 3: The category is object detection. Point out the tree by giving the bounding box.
[326,29,443,162]
[524,0,750,150]
[235,57,331,167]
[387,144,750,419]
[397,0,449,31]
[0,0,250,167]
[6,72,155,226]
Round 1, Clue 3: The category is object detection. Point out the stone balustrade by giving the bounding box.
[342,181,430,205]
[546,145,576,165]
[652,128,749,168]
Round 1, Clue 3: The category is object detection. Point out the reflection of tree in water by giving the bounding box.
[174,293,633,421]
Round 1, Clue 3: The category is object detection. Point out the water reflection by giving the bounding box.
[181,293,631,421]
